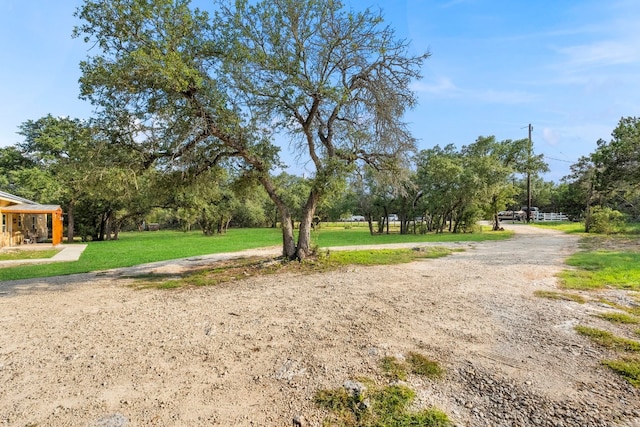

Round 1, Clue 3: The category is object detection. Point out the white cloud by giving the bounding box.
[542,128,560,146]
[411,76,459,96]
[412,77,535,104]
[557,39,640,70]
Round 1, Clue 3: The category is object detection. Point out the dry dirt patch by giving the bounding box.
[1,225,639,426]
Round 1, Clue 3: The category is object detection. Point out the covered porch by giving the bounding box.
[1,205,64,247]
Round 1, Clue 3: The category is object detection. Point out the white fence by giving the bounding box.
[532,212,569,221]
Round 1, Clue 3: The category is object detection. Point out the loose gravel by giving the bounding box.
[1,224,639,426]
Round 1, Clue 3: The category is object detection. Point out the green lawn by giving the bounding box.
[0,249,60,261]
[530,221,585,234]
[0,226,512,281]
[560,250,640,290]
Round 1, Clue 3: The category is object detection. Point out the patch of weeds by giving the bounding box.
[131,248,458,290]
[381,356,407,381]
[127,273,184,290]
[596,298,640,317]
[130,257,287,289]
[575,325,640,352]
[597,312,640,324]
[407,352,444,379]
[158,280,184,289]
[577,325,640,387]
[602,358,640,387]
[315,387,364,425]
[380,352,443,381]
[412,246,462,259]
[534,290,586,304]
[315,381,450,427]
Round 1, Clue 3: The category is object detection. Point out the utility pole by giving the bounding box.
[526,123,533,223]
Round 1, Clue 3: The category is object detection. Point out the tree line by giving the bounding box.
[2,0,638,257]
[5,114,639,239]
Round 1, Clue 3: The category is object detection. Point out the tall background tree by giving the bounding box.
[563,117,640,230]
[74,0,428,259]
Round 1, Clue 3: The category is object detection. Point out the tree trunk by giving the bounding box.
[367,215,374,235]
[295,189,320,261]
[104,210,114,240]
[493,212,500,231]
[383,206,389,234]
[66,199,75,243]
[259,176,296,258]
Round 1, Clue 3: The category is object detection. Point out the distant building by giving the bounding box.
[0,190,63,247]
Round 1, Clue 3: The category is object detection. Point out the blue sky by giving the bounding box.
[1,1,639,181]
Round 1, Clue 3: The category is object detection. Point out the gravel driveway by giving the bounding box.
[1,224,639,426]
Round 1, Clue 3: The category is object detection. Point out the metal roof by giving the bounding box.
[0,190,37,205]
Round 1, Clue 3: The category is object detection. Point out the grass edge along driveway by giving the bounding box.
[0,226,512,281]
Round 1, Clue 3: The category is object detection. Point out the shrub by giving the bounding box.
[586,206,626,234]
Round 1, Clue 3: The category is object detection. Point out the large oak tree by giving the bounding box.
[75,0,428,259]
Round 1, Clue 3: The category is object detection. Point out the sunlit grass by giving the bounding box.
[531,221,585,234]
[597,312,640,324]
[602,358,640,387]
[316,352,450,427]
[575,325,640,352]
[0,249,59,261]
[315,383,451,426]
[380,352,444,381]
[559,251,640,291]
[533,290,586,303]
[132,247,458,290]
[0,225,507,281]
[324,247,456,266]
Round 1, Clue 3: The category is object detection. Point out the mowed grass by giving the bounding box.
[531,221,585,234]
[0,228,283,281]
[0,249,59,261]
[559,251,640,291]
[0,226,511,281]
[314,224,511,246]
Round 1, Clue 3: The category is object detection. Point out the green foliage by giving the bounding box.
[559,250,640,290]
[315,381,451,427]
[325,248,454,266]
[592,117,640,198]
[602,358,640,387]
[533,290,586,304]
[531,221,585,234]
[587,206,626,234]
[597,312,640,324]
[381,353,443,382]
[0,229,284,281]
[314,226,512,247]
[0,249,60,261]
[0,226,505,281]
[415,136,548,233]
[575,326,640,352]
[381,357,408,381]
[74,0,429,259]
[407,352,444,379]
[533,291,586,304]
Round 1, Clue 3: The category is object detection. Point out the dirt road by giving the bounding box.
[1,225,639,426]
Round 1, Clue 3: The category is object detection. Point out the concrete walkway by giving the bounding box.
[0,244,87,267]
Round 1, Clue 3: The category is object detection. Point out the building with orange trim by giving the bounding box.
[0,190,64,247]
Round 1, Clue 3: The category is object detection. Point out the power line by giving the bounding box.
[543,155,574,163]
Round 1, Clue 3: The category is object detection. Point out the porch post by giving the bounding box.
[52,209,64,245]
